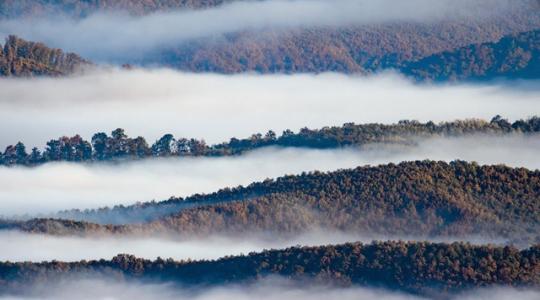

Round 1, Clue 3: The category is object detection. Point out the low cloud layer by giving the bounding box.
[0,70,538,150]
[0,278,426,300]
[0,0,521,60]
[0,135,538,216]
[0,230,508,263]
[0,277,538,300]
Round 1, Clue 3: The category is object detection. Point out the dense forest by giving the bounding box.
[0,35,89,76]
[1,241,539,298]
[402,29,540,81]
[142,0,540,75]
[151,24,540,76]
[4,160,539,244]
[1,116,539,167]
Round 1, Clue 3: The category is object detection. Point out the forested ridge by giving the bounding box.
[402,29,540,81]
[4,160,539,244]
[1,241,539,297]
[0,35,90,76]
[1,116,538,167]
[2,1,539,78]
[150,26,540,77]
[147,1,540,76]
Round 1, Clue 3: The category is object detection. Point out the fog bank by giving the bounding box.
[0,278,426,300]
[0,135,538,216]
[0,230,508,263]
[0,70,538,150]
[1,277,538,300]
[0,0,521,60]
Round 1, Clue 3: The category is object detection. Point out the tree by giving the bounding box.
[152,134,176,156]
[92,132,109,160]
[44,139,62,161]
[28,147,42,165]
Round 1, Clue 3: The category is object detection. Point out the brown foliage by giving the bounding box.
[6,161,539,244]
[0,241,538,297]
[0,35,90,76]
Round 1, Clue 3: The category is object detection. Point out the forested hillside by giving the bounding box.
[3,1,539,77]
[151,22,540,75]
[1,116,538,166]
[141,0,540,75]
[0,35,90,76]
[4,161,539,244]
[1,241,539,297]
[402,29,540,81]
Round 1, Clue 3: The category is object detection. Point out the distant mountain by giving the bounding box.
[149,23,540,75]
[0,0,230,18]
[4,161,539,244]
[0,35,90,76]
[142,0,540,75]
[1,241,539,297]
[402,29,540,81]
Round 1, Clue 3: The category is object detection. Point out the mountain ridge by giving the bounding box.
[1,241,539,298]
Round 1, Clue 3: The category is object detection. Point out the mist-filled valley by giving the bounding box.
[0,0,539,299]
[0,70,539,149]
[1,277,539,300]
[0,0,536,62]
[2,229,512,262]
[0,135,538,216]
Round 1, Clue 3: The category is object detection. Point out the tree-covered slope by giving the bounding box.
[0,35,90,76]
[402,29,540,81]
[4,161,539,244]
[1,241,539,297]
[0,0,231,18]
[3,1,539,77]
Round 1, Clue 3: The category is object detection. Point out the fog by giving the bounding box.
[0,70,539,150]
[0,0,522,60]
[0,278,427,300]
[0,135,538,216]
[1,277,539,300]
[0,230,509,262]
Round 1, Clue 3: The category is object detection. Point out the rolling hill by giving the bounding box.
[402,29,540,81]
[1,241,538,297]
[3,160,539,244]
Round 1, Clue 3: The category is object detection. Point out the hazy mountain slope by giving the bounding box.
[1,1,539,77]
[0,0,231,18]
[145,0,540,73]
[402,29,540,81]
[0,35,90,76]
[4,161,539,243]
[150,22,540,74]
[1,241,538,297]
